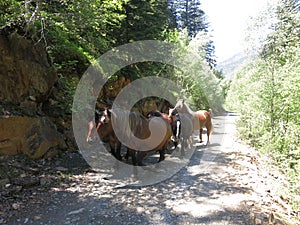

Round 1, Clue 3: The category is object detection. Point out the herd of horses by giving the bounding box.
[86,100,213,166]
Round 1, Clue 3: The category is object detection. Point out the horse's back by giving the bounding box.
[180,114,193,138]
[195,110,210,119]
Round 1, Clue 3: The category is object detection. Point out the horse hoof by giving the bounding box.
[87,137,96,144]
[158,158,165,163]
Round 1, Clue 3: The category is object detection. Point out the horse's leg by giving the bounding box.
[158,149,165,162]
[206,120,213,145]
[86,120,95,142]
[137,151,146,166]
[131,150,137,166]
[108,138,116,157]
[108,134,122,160]
[93,122,100,140]
[171,129,177,149]
[206,127,210,145]
[173,137,178,149]
[174,120,180,149]
[180,138,185,156]
[199,128,203,143]
[115,141,122,160]
[125,148,130,160]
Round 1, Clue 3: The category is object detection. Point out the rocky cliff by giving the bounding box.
[0,33,67,159]
[0,33,57,105]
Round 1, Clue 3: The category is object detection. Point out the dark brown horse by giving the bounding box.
[170,100,213,145]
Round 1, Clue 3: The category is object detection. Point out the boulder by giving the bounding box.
[0,116,66,160]
[0,33,57,104]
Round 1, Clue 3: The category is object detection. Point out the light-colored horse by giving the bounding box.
[168,108,193,155]
[170,100,213,145]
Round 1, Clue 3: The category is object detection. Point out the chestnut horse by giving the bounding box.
[102,108,172,166]
[170,100,213,145]
[147,110,177,148]
[97,108,122,160]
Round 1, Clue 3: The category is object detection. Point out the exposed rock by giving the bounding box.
[0,116,66,159]
[0,33,57,105]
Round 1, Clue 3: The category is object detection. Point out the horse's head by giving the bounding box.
[97,108,113,140]
[168,107,181,145]
[172,99,184,112]
[169,106,178,119]
[173,99,194,115]
[99,107,110,124]
[147,110,162,118]
[169,107,178,115]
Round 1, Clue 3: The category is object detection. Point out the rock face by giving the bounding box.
[0,116,66,159]
[0,33,57,104]
[0,33,67,159]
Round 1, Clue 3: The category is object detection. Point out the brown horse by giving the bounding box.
[103,108,172,166]
[147,110,172,123]
[96,108,122,160]
[147,110,175,148]
[170,100,213,145]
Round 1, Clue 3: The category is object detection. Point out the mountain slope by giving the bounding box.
[217,53,248,80]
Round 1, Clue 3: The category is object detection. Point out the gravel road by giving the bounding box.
[2,113,296,225]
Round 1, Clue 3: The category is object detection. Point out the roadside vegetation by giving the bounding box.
[226,0,300,212]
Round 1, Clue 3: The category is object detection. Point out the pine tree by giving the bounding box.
[169,0,216,68]
[117,0,173,43]
[169,0,207,36]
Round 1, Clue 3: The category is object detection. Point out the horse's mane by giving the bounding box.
[129,111,144,136]
[111,108,145,139]
[176,100,195,115]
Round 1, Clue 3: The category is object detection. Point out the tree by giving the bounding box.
[117,0,174,43]
[169,0,216,68]
[226,0,300,212]
[261,0,300,65]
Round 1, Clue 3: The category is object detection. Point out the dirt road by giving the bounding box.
[3,113,296,224]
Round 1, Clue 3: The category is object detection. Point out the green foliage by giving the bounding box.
[169,31,224,111]
[52,75,79,115]
[0,0,23,30]
[226,0,300,212]
[117,0,173,43]
[1,0,224,113]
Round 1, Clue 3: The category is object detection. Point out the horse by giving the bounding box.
[157,109,181,148]
[168,108,193,155]
[86,111,102,142]
[96,108,122,160]
[147,110,172,123]
[170,100,213,145]
[147,110,178,150]
[111,108,172,166]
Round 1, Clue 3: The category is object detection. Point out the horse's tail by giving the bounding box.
[206,109,214,135]
[208,119,214,135]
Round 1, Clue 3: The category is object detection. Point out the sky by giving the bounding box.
[201,0,272,62]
